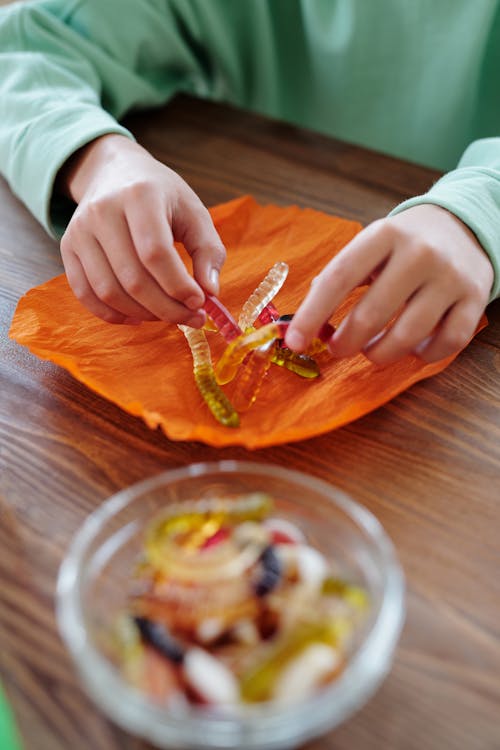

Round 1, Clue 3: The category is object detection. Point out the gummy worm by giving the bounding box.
[215,321,290,385]
[231,340,274,411]
[238,262,289,331]
[178,325,239,428]
[202,295,242,342]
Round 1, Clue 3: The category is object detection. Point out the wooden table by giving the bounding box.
[1,95,499,750]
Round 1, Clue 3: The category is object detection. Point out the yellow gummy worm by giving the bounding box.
[215,321,283,385]
[178,325,239,427]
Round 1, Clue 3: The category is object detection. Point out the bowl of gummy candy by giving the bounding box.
[57,461,404,749]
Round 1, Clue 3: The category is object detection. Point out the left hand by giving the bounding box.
[285,204,494,364]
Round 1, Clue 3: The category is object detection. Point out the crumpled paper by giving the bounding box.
[9,195,486,448]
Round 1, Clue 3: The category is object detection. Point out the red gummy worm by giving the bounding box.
[318,322,335,342]
[203,295,242,342]
[257,303,280,325]
[276,320,291,338]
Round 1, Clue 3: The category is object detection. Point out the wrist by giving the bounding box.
[58,133,136,203]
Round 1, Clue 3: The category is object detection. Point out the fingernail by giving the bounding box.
[185,294,204,311]
[362,330,386,352]
[209,268,220,294]
[285,330,306,351]
[414,336,432,356]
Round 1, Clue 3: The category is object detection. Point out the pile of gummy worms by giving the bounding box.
[113,492,368,708]
[178,263,335,427]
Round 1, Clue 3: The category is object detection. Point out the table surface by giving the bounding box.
[1,95,499,750]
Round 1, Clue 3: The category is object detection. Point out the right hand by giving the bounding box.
[59,134,226,325]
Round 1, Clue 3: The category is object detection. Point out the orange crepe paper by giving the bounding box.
[9,196,487,449]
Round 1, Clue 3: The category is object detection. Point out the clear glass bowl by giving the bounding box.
[56,460,405,750]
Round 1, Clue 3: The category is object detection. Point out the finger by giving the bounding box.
[362,284,452,364]
[74,232,160,320]
[329,241,438,357]
[62,249,127,324]
[126,193,205,310]
[96,211,206,323]
[415,300,481,363]
[285,220,393,351]
[173,193,226,296]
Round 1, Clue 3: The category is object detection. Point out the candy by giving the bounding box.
[271,346,320,378]
[202,295,242,342]
[253,545,282,597]
[183,648,240,705]
[238,262,289,331]
[148,494,273,550]
[141,645,185,703]
[116,494,368,709]
[145,493,273,582]
[178,325,239,428]
[133,582,258,635]
[239,620,343,702]
[273,643,340,704]
[182,276,335,426]
[215,321,290,385]
[321,577,369,610]
[134,616,185,663]
[257,302,280,325]
[284,544,329,589]
[304,322,336,356]
[196,617,226,644]
[231,341,274,411]
[318,322,335,342]
[263,517,305,545]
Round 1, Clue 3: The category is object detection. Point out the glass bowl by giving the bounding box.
[56,460,404,749]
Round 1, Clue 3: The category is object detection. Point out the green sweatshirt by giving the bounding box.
[0,684,22,750]
[1,0,500,300]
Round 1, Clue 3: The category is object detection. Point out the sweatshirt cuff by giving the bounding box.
[389,167,500,303]
[11,105,134,238]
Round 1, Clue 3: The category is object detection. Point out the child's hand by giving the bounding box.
[59,135,226,325]
[285,204,494,364]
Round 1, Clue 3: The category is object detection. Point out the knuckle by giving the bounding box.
[93,280,120,306]
[387,326,410,350]
[71,281,90,303]
[440,327,470,354]
[174,283,199,304]
[85,198,107,220]
[211,243,226,268]
[416,241,442,265]
[366,217,387,237]
[385,217,417,245]
[99,309,124,324]
[67,210,87,235]
[119,268,144,296]
[375,217,396,242]
[124,180,151,201]
[465,277,487,303]
[349,306,379,337]
[138,239,166,265]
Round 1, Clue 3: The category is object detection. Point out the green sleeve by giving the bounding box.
[0,685,22,750]
[390,138,500,302]
[0,0,212,237]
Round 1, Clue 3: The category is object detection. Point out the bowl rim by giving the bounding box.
[56,460,405,748]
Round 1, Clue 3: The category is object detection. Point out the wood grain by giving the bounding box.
[1,95,499,750]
